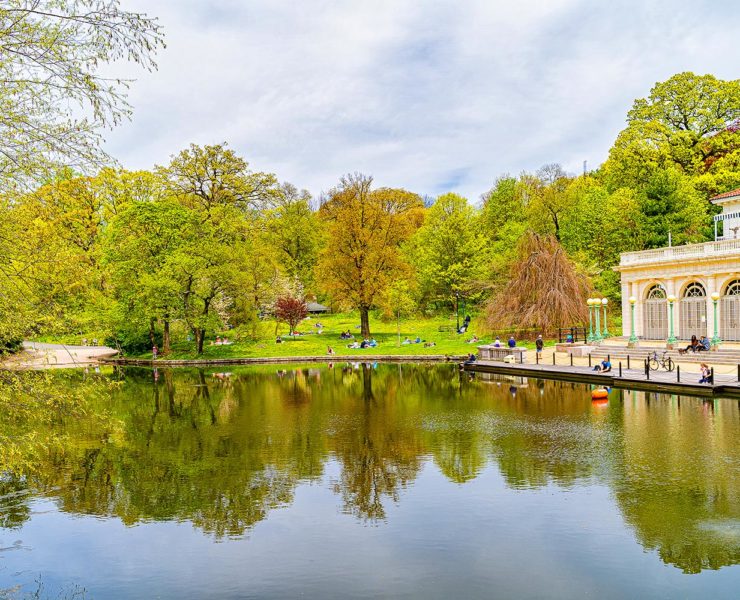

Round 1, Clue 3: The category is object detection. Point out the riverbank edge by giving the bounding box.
[463,362,740,399]
[101,354,468,367]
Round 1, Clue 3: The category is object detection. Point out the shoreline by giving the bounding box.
[102,354,467,367]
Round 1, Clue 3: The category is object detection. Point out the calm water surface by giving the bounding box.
[0,363,738,599]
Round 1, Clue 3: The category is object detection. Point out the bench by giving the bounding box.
[477,345,527,363]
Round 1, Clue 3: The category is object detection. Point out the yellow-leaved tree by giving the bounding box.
[316,174,423,337]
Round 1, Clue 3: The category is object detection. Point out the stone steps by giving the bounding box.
[587,346,740,365]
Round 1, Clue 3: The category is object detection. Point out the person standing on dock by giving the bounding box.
[508,336,516,348]
[536,335,544,355]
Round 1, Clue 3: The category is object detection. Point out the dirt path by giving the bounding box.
[3,342,119,369]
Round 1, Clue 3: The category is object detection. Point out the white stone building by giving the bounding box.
[616,188,740,342]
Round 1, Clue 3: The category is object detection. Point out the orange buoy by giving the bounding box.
[591,388,609,400]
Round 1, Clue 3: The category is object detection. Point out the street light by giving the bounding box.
[593,298,602,342]
[601,297,609,337]
[587,298,595,342]
[711,291,721,347]
[667,294,677,346]
[628,296,638,346]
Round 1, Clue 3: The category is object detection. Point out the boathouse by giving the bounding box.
[616,188,740,342]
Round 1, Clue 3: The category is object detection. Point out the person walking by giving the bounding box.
[535,335,544,355]
[152,345,158,360]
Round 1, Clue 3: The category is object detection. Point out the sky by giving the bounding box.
[103,0,740,203]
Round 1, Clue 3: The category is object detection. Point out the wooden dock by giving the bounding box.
[464,360,740,398]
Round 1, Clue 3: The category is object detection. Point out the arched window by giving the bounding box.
[683,282,706,298]
[646,284,666,300]
[724,280,740,296]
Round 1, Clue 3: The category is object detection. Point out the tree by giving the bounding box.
[274,295,308,336]
[605,72,740,188]
[379,280,417,346]
[264,183,323,291]
[525,164,572,241]
[406,192,488,310]
[485,232,591,333]
[316,174,423,337]
[0,0,164,190]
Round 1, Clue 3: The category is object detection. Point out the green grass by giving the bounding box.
[141,312,533,360]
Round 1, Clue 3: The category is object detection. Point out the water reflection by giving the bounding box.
[1,363,738,576]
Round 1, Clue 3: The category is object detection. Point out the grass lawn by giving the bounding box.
[141,312,535,360]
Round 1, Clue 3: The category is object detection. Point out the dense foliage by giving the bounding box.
[1,70,740,353]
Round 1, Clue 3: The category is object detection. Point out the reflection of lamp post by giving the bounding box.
[601,298,609,337]
[711,291,721,348]
[667,295,677,346]
[593,298,602,342]
[628,296,638,347]
[587,298,595,342]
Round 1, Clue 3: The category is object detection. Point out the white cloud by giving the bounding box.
[102,0,740,202]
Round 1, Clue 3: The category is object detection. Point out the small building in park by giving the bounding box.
[306,302,330,314]
[615,188,740,342]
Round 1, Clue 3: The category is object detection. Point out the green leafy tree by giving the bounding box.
[406,192,488,311]
[0,0,164,190]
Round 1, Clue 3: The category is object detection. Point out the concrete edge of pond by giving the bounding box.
[101,354,469,367]
[463,362,740,399]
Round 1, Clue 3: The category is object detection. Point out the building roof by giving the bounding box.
[306,302,329,312]
[710,188,740,203]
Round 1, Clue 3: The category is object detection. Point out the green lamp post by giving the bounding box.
[711,291,721,347]
[592,298,602,342]
[601,297,609,337]
[587,298,594,342]
[667,294,677,346]
[628,296,638,346]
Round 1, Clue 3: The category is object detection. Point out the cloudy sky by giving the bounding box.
[104,0,740,202]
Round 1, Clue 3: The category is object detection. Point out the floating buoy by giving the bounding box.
[591,388,609,401]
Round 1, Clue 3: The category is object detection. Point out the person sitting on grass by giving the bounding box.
[275,336,283,344]
[369,338,378,347]
[414,336,421,344]
[327,346,335,355]
[467,335,479,344]
[348,341,360,349]
[360,338,369,349]
[593,359,611,373]
[698,363,711,383]
[402,337,411,345]
[424,341,436,347]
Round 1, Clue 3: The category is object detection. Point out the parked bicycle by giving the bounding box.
[648,350,674,372]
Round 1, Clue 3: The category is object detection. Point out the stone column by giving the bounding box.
[707,274,717,340]
[621,281,630,338]
[633,281,643,338]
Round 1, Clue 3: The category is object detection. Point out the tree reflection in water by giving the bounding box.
[0,364,737,572]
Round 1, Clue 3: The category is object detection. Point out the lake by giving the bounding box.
[1,363,738,599]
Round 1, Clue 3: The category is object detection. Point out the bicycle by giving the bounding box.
[648,350,674,372]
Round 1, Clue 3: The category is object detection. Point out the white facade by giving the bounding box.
[616,189,740,342]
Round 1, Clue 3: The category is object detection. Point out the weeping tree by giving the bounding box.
[486,232,591,333]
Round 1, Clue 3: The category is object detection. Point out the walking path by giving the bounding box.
[465,359,740,398]
[3,342,119,369]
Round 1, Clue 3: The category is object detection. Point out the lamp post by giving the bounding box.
[628,296,638,347]
[601,297,609,337]
[593,298,602,342]
[587,298,594,342]
[667,295,677,347]
[711,291,721,348]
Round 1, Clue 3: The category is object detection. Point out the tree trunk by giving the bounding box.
[196,329,205,355]
[163,316,171,355]
[148,317,156,346]
[397,309,401,347]
[360,306,370,338]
